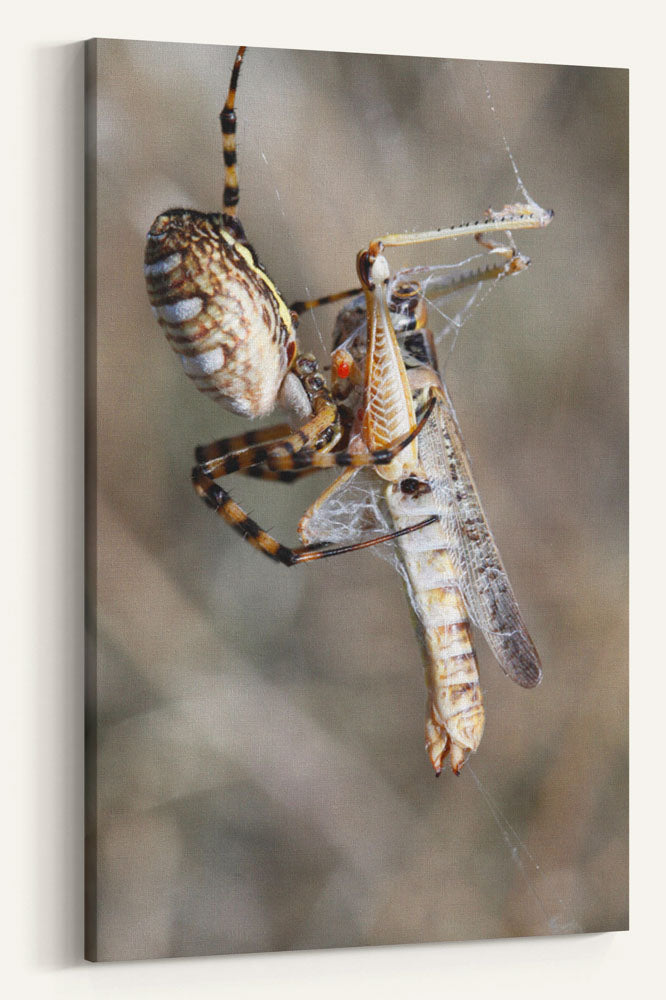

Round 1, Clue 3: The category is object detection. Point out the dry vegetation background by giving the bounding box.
[87,39,627,960]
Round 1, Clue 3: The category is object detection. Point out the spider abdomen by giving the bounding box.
[145,208,296,418]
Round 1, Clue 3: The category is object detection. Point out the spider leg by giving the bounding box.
[260,391,436,474]
[220,46,245,216]
[241,465,321,483]
[198,391,435,482]
[191,388,436,565]
[195,423,293,464]
[290,286,362,316]
[191,465,436,566]
[195,402,340,479]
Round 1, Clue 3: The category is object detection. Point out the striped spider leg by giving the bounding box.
[145,46,437,566]
[300,208,551,773]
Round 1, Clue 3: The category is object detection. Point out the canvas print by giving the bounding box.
[85,38,628,961]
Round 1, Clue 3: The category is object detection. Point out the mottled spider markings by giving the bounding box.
[145,46,437,565]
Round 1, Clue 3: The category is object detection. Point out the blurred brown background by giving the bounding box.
[86,39,627,960]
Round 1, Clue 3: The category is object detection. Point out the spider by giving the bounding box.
[144,46,439,566]
[145,46,551,568]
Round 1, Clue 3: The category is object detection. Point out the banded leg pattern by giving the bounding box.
[220,45,245,215]
[191,394,438,565]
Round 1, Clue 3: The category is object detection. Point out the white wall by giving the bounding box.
[5,0,660,996]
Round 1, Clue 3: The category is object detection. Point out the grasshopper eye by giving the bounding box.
[400,476,428,495]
